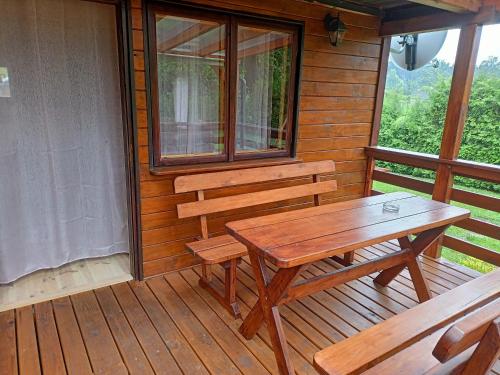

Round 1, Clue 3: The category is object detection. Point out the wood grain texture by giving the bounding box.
[178,180,337,218]
[174,160,335,193]
[231,195,468,373]
[433,298,500,362]
[34,302,66,375]
[16,306,41,375]
[227,194,469,268]
[132,0,383,276]
[1,249,497,375]
[0,310,18,375]
[52,297,93,375]
[313,269,500,375]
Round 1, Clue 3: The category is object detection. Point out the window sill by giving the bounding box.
[149,157,302,176]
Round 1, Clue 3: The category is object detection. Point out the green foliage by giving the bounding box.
[379,57,500,192]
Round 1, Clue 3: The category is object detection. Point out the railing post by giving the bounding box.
[365,37,391,196]
[427,23,482,258]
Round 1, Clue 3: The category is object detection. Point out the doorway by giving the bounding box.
[0,0,135,308]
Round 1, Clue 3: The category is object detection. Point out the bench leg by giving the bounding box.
[224,258,241,319]
[201,263,212,282]
[199,259,241,319]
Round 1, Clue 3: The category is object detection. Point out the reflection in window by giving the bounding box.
[236,26,292,154]
[149,6,300,167]
[154,14,226,162]
[0,67,10,97]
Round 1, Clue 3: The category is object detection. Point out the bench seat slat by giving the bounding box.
[186,234,240,253]
[186,235,247,265]
[177,180,337,218]
[174,160,335,193]
[195,243,247,265]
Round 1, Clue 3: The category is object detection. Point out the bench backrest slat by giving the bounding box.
[433,298,500,363]
[313,269,500,375]
[174,160,335,193]
[178,180,337,219]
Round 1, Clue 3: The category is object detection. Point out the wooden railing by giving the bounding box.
[365,146,500,268]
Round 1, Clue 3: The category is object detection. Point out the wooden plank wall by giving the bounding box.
[130,0,383,278]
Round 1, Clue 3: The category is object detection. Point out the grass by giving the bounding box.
[373,180,499,273]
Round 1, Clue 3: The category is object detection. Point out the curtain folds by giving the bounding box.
[0,0,129,284]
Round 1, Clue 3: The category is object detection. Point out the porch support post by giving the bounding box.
[427,23,482,258]
[364,37,391,197]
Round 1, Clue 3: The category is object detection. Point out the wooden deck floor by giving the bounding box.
[1,241,498,375]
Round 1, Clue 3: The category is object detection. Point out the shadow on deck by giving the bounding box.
[1,240,498,374]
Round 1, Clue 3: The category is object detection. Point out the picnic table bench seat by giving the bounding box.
[186,234,247,265]
[174,161,340,318]
[314,268,500,375]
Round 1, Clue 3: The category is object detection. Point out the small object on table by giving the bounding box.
[383,201,400,212]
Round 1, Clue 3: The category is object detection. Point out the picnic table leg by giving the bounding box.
[374,226,448,302]
[343,251,355,265]
[224,258,242,319]
[406,256,432,302]
[239,251,305,375]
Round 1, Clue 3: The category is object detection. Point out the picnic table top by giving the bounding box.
[226,192,470,268]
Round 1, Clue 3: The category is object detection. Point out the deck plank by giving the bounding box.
[194,266,319,375]
[165,272,271,375]
[94,287,155,375]
[211,262,323,365]
[70,291,128,374]
[16,306,41,375]
[52,297,93,374]
[111,283,182,374]
[0,310,18,375]
[128,281,210,374]
[147,276,243,375]
[0,242,495,375]
[34,302,66,375]
[181,268,282,374]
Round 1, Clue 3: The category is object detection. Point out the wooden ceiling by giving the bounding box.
[313,0,488,15]
[311,0,499,36]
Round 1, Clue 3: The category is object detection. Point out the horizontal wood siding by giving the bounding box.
[131,0,382,277]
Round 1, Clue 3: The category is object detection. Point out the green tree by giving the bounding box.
[379,58,500,192]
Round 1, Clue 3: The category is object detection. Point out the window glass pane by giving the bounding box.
[155,14,225,160]
[236,25,293,153]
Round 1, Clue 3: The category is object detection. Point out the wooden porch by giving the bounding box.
[2,241,498,375]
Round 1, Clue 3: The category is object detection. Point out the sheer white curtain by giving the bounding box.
[237,48,271,151]
[0,0,129,284]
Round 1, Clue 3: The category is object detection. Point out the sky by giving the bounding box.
[435,24,500,65]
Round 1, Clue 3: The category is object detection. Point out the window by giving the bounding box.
[148,5,300,166]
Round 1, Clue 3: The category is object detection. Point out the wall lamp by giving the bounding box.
[324,13,347,47]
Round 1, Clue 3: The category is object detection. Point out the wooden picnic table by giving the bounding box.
[225,192,471,375]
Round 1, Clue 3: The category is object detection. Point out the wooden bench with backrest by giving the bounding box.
[174,161,345,318]
[314,268,500,375]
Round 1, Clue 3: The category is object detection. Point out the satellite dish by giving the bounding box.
[390,30,447,71]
